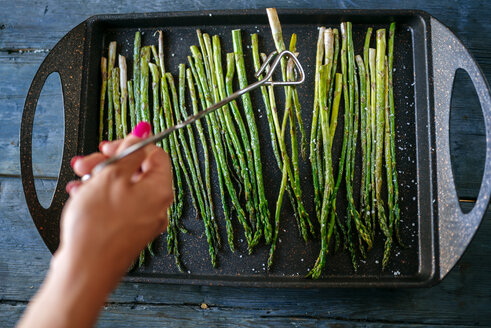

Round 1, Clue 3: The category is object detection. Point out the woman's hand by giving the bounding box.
[58,121,173,286]
[18,122,173,328]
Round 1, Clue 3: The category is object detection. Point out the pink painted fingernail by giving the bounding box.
[131,121,151,138]
[98,141,108,152]
[70,156,83,168]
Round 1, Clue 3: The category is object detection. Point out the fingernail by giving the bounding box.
[98,141,108,152]
[70,156,83,168]
[131,121,151,138]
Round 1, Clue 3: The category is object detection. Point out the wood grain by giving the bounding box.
[2,304,481,328]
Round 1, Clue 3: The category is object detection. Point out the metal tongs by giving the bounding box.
[82,50,304,182]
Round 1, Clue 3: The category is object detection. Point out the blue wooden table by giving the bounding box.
[1,1,490,326]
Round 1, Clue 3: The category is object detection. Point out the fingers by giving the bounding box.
[71,138,125,177]
[127,138,172,235]
[106,135,154,181]
[89,122,153,181]
[70,121,159,190]
[65,180,83,195]
[72,153,107,177]
[71,138,138,177]
[135,147,174,206]
[99,140,123,156]
[141,146,172,176]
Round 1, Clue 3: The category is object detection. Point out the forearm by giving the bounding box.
[17,248,114,328]
[18,124,172,328]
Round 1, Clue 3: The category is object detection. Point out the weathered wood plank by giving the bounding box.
[0,51,49,98]
[0,52,64,177]
[1,177,490,326]
[0,94,64,177]
[450,69,487,201]
[1,303,480,328]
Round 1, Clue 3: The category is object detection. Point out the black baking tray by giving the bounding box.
[20,9,491,287]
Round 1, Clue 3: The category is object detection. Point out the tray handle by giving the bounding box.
[431,18,491,279]
[20,22,87,253]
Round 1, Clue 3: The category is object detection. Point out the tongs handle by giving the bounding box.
[82,50,304,181]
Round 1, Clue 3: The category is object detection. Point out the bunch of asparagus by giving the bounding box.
[308,25,343,279]
[309,22,402,278]
[264,8,313,269]
[360,22,403,269]
[186,29,269,260]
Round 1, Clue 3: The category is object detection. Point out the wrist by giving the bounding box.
[51,246,119,297]
[17,248,114,328]
[43,248,114,327]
